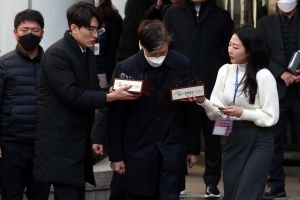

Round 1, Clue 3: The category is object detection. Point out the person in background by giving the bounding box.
[189,25,279,200]
[164,0,234,198]
[33,2,140,199]
[92,0,123,163]
[108,20,200,200]
[257,0,300,199]
[0,9,51,200]
[95,0,123,87]
[116,0,156,62]
[143,0,181,20]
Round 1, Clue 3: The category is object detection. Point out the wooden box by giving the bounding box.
[168,82,205,101]
[112,78,151,96]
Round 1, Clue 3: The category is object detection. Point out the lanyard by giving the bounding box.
[232,66,246,106]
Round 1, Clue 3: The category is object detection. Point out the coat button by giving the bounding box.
[156,117,159,120]
[157,142,160,145]
[157,92,160,95]
[283,52,285,54]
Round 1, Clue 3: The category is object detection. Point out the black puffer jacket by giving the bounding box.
[0,45,43,144]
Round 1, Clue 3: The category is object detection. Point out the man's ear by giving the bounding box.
[70,24,77,34]
[13,29,18,40]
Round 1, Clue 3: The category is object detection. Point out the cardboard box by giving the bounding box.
[169,83,205,101]
[113,78,151,96]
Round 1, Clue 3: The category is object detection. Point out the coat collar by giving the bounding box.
[15,44,43,61]
[180,0,216,25]
[63,30,94,88]
[63,30,87,64]
[136,49,175,72]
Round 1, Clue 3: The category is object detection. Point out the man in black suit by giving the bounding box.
[257,0,300,199]
[33,2,140,199]
[164,0,234,198]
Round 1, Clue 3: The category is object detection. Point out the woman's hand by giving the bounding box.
[221,106,243,117]
[184,95,205,104]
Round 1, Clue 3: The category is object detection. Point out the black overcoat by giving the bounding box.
[34,31,107,187]
[108,50,200,196]
[163,0,234,97]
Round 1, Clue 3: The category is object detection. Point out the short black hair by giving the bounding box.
[14,9,44,29]
[138,20,173,53]
[67,1,103,29]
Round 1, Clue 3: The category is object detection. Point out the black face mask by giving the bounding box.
[18,33,41,50]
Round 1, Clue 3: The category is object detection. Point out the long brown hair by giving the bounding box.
[97,0,118,19]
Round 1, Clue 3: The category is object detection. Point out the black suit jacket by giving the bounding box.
[257,12,300,99]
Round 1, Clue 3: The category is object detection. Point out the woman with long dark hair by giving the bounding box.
[189,25,279,200]
[95,0,122,87]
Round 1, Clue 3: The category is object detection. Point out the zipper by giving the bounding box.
[195,7,200,24]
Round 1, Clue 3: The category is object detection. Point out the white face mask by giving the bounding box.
[95,0,103,7]
[144,52,166,68]
[277,0,297,13]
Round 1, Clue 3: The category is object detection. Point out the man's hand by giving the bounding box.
[293,70,300,82]
[186,154,198,168]
[110,161,126,175]
[281,72,296,87]
[157,0,164,8]
[0,147,2,158]
[106,85,141,102]
[92,144,103,155]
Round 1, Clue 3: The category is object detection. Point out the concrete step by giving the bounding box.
[179,194,300,200]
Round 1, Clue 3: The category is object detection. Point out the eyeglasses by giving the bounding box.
[84,27,105,36]
[19,28,41,35]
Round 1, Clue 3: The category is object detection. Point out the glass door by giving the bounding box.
[216,0,276,27]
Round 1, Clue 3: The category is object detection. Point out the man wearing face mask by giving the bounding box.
[257,0,299,199]
[108,20,200,200]
[0,9,51,200]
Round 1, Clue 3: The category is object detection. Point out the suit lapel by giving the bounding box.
[274,13,284,50]
[198,8,209,24]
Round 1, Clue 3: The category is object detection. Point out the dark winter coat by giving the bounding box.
[163,0,234,97]
[95,12,123,83]
[108,49,200,196]
[0,45,43,144]
[34,31,107,187]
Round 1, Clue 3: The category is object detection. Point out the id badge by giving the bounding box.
[94,43,100,55]
[212,117,233,136]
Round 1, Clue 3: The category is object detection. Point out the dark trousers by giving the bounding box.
[53,184,85,200]
[109,172,125,200]
[195,105,222,186]
[268,86,300,189]
[124,167,180,200]
[109,156,180,200]
[0,141,51,200]
[223,121,274,200]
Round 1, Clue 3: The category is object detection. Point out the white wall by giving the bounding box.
[0,0,93,57]
[0,0,28,56]
[112,0,126,19]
